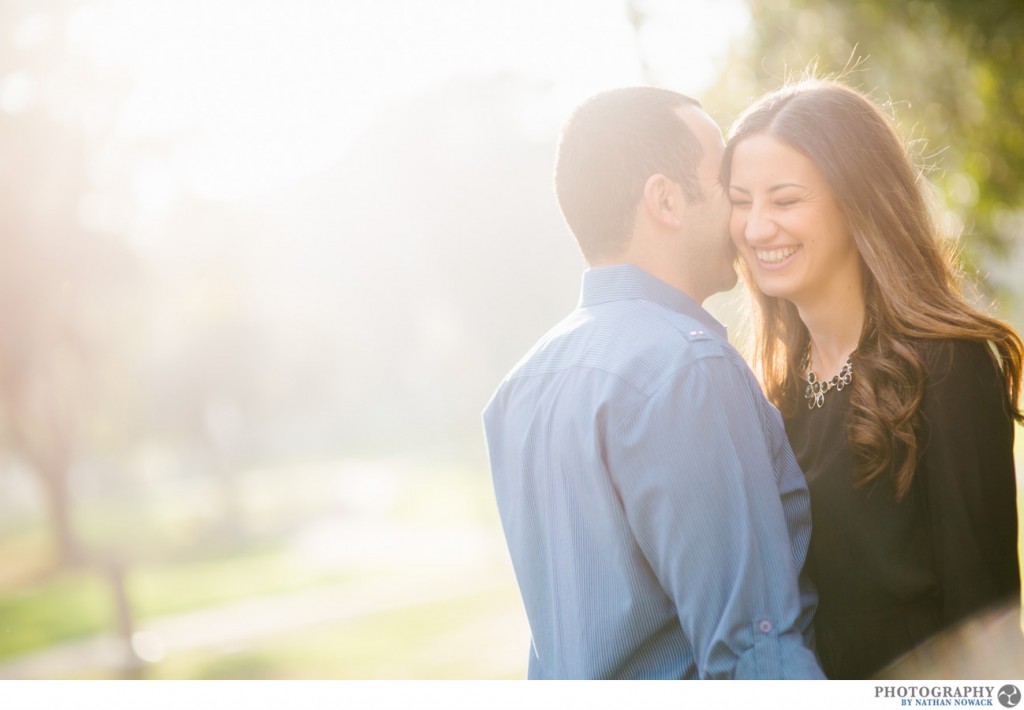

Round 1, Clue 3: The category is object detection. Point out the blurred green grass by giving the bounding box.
[143,584,525,680]
[0,565,109,660]
[0,534,360,662]
[0,454,528,679]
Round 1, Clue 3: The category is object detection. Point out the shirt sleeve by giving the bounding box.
[920,339,1021,625]
[605,351,825,679]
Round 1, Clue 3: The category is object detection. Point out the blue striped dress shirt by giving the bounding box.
[483,265,824,679]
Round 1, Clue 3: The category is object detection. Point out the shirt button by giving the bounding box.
[758,620,773,633]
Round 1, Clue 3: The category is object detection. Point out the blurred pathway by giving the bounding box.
[0,462,527,679]
[0,563,509,680]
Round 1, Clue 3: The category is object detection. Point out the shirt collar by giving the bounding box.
[578,264,727,340]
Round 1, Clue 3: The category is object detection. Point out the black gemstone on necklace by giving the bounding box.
[803,353,853,410]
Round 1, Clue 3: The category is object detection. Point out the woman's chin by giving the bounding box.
[751,276,793,301]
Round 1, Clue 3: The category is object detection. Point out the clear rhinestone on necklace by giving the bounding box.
[802,347,853,410]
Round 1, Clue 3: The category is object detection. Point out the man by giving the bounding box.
[482,88,824,679]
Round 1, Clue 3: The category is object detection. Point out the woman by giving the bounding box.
[722,79,1022,679]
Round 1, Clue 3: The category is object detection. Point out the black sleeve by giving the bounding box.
[920,339,1021,626]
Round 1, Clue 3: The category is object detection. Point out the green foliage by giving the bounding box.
[703,0,1024,302]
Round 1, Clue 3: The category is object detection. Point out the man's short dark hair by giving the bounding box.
[554,87,704,263]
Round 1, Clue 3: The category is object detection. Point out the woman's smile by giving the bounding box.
[754,245,800,267]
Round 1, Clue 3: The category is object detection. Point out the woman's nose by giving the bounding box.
[744,204,777,243]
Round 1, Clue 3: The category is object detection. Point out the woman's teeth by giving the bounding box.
[756,247,797,264]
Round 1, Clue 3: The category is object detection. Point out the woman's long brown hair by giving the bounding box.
[722,80,1024,500]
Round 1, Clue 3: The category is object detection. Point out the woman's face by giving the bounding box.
[727,133,862,309]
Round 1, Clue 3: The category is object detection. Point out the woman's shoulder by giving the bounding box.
[912,337,1005,405]
[912,335,987,356]
[914,337,997,376]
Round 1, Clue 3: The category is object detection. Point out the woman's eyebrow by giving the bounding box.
[728,182,806,193]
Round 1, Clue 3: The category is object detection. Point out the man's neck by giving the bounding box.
[592,249,703,305]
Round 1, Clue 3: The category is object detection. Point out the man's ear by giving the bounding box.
[641,174,683,229]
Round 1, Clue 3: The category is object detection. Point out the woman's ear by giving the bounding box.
[641,174,683,229]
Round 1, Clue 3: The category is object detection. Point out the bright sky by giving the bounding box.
[75,0,750,201]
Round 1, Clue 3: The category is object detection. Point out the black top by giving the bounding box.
[785,339,1020,679]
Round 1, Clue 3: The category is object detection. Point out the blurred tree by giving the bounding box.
[631,0,1024,304]
[0,3,140,565]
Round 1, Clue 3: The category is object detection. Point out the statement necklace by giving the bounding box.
[802,347,853,410]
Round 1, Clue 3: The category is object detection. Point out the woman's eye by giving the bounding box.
[775,199,798,207]
[730,199,751,207]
